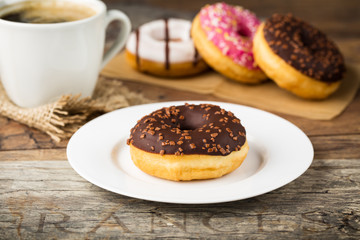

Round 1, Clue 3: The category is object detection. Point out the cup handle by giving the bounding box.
[101,10,131,69]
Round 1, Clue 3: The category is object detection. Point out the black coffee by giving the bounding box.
[0,1,95,24]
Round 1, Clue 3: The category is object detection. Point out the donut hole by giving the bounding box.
[177,113,207,131]
[178,123,197,131]
[236,26,251,38]
[293,30,319,55]
[169,38,183,42]
[152,35,183,42]
[149,29,188,42]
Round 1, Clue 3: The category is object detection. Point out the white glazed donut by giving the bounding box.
[125,18,208,77]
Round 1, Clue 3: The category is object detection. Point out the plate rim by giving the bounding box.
[67,100,314,204]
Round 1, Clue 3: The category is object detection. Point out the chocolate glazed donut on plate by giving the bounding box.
[125,18,208,77]
[127,103,249,181]
[253,14,346,99]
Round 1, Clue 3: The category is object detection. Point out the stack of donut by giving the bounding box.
[125,2,345,100]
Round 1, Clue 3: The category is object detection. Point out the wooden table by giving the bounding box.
[1,1,359,239]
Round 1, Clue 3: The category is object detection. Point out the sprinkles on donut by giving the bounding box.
[191,2,267,84]
[253,13,345,99]
[127,103,249,181]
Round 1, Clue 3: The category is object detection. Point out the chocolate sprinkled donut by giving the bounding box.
[263,14,345,83]
[127,103,246,156]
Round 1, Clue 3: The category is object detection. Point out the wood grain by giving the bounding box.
[0,117,67,151]
[0,149,66,161]
[0,160,359,239]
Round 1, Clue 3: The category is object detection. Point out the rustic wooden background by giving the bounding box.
[1,0,360,239]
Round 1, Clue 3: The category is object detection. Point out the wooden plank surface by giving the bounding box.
[0,159,359,239]
[1,0,360,239]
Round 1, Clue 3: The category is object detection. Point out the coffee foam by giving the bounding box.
[0,0,96,23]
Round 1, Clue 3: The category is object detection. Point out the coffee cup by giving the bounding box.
[0,0,131,107]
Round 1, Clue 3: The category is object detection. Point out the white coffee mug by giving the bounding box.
[0,0,131,108]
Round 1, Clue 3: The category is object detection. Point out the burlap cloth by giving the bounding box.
[102,52,360,120]
[0,77,149,142]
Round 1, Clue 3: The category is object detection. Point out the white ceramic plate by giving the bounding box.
[67,101,313,204]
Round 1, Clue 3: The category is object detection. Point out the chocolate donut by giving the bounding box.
[127,103,249,181]
[264,14,345,82]
[253,14,345,99]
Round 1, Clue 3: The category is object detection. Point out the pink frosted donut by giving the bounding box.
[191,3,267,83]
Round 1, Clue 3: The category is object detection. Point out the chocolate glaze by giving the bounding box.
[135,28,140,67]
[263,14,345,83]
[164,18,170,70]
[127,104,246,156]
[193,48,199,66]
